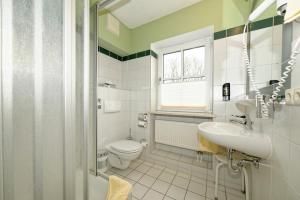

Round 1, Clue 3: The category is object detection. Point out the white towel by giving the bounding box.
[104,100,121,113]
[285,0,300,23]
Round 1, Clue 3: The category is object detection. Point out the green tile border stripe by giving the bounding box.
[98,46,157,62]
[227,25,245,37]
[214,30,227,40]
[250,17,273,31]
[99,16,284,60]
[214,15,284,40]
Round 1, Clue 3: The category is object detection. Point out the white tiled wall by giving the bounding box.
[292,21,300,87]
[213,24,300,200]
[262,21,300,200]
[213,25,282,123]
[249,22,300,200]
[98,53,122,88]
[122,57,151,143]
[97,52,152,152]
[97,53,130,149]
[97,87,131,149]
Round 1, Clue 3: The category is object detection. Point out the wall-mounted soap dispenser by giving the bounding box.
[223,83,230,101]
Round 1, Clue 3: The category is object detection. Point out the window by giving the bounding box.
[157,38,212,112]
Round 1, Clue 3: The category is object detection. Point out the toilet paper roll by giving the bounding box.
[138,121,147,128]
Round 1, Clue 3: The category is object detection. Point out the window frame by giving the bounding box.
[157,37,213,113]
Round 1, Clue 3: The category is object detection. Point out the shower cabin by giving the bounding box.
[0,0,94,199]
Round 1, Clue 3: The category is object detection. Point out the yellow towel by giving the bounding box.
[197,132,227,155]
[106,175,132,200]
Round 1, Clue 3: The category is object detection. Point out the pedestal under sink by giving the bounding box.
[198,122,272,159]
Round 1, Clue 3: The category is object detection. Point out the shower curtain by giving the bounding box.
[0,0,90,199]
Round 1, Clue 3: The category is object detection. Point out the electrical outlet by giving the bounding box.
[285,89,294,105]
[294,88,300,106]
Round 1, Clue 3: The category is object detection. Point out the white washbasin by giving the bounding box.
[198,122,272,159]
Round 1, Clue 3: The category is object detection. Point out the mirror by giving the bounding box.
[246,21,292,97]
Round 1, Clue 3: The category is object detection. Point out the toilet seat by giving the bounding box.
[110,140,142,154]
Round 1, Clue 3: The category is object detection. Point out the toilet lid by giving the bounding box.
[110,140,142,153]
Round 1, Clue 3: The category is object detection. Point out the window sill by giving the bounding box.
[151,111,215,118]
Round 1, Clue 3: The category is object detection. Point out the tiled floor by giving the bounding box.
[149,149,213,170]
[104,158,245,200]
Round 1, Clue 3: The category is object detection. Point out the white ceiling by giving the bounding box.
[109,0,202,29]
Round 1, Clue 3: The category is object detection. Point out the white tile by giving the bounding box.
[230,85,246,100]
[272,44,282,64]
[153,164,165,170]
[143,161,154,167]
[187,181,206,196]
[214,39,227,86]
[129,162,141,169]
[226,67,246,85]
[213,86,223,102]
[287,186,300,200]
[272,25,283,45]
[206,186,226,200]
[251,27,273,48]
[184,191,205,200]
[177,162,192,174]
[271,63,281,80]
[190,176,206,185]
[179,156,194,164]
[272,134,290,180]
[227,34,244,69]
[226,193,245,200]
[136,164,151,173]
[142,189,164,200]
[206,180,225,191]
[213,102,226,118]
[163,196,175,200]
[177,171,191,179]
[132,183,149,199]
[164,168,177,174]
[152,179,170,194]
[191,166,207,179]
[127,170,144,181]
[254,65,272,84]
[288,143,300,192]
[166,185,187,200]
[270,169,288,200]
[250,45,273,66]
[172,176,189,189]
[290,107,300,146]
[158,171,176,183]
[110,167,132,176]
[167,152,181,160]
[147,168,163,178]
[139,175,156,187]
[273,105,290,139]
[123,177,136,185]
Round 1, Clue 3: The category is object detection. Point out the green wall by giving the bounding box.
[97,0,277,55]
[98,12,131,56]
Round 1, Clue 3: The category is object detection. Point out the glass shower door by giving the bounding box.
[0,0,90,200]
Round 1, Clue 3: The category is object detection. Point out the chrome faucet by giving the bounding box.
[230,114,253,130]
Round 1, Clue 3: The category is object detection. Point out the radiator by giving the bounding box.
[155,120,201,151]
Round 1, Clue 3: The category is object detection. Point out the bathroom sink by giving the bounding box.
[198,122,272,159]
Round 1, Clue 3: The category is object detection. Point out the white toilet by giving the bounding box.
[106,140,143,169]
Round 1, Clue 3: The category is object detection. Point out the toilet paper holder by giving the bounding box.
[138,113,148,122]
[138,113,148,128]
